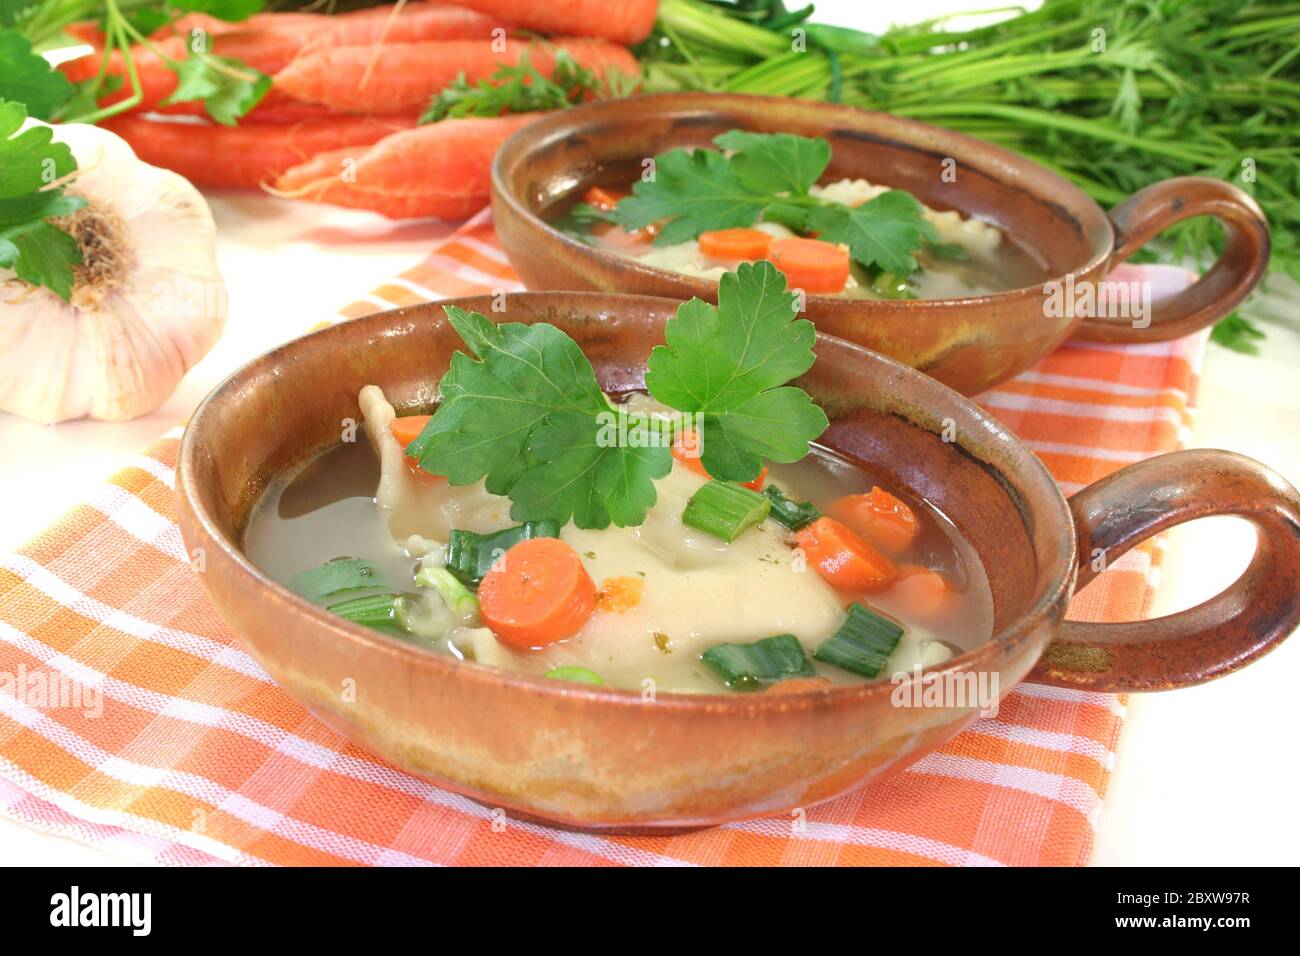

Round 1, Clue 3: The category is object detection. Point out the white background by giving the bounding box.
[1,1,1297,865]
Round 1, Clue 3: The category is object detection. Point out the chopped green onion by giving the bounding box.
[414,565,479,622]
[682,480,771,542]
[925,240,969,262]
[544,666,605,686]
[445,520,562,587]
[291,557,385,603]
[701,634,815,691]
[762,485,820,531]
[327,592,406,631]
[814,603,904,678]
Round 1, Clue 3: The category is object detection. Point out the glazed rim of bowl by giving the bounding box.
[178,296,1079,714]
[491,91,1115,307]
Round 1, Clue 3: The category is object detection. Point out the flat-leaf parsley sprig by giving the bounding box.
[407,260,829,530]
[609,129,939,276]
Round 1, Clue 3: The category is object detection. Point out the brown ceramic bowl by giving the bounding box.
[176,293,1300,830]
[491,93,1270,396]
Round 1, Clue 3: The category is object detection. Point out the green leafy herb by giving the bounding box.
[1,1,271,127]
[409,260,828,530]
[0,32,74,119]
[421,49,607,124]
[613,129,934,276]
[813,603,904,678]
[807,191,937,275]
[615,145,771,246]
[0,98,83,300]
[1210,313,1266,356]
[645,261,827,481]
[701,633,815,690]
[163,53,271,126]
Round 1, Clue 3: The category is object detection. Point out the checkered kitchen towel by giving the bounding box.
[0,211,1206,865]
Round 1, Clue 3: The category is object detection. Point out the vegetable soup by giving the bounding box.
[244,261,995,694]
[550,129,1048,300]
[245,397,993,695]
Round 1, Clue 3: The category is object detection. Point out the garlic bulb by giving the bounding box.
[0,121,226,423]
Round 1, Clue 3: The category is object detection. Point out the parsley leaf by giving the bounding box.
[409,261,827,529]
[0,220,81,300]
[646,260,827,481]
[0,32,75,120]
[616,147,769,246]
[613,130,935,276]
[407,306,672,528]
[806,191,938,275]
[713,129,830,196]
[0,99,82,300]
[163,55,271,126]
[421,49,607,124]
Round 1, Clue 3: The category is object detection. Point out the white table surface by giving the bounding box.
[3,0,1297,866]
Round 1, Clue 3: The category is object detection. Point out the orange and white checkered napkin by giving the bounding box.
[0,212,1206,866]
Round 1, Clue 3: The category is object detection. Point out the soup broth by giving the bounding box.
[245,389,995,694]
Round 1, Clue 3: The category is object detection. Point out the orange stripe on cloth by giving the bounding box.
[0,210,1207,866]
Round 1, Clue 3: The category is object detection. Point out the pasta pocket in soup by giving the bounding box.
[245,263,993,693]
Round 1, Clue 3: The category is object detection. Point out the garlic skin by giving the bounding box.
[0,121,226,424]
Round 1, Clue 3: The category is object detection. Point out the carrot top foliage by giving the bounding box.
[419,47,632,124]
[0,0,269,126]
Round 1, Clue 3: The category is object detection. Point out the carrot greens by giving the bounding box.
[0,0,271,126]
[406,260,829,531]
[420,49,616,124]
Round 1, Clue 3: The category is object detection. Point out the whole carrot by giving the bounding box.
[274,36,639,112]
[61,30,306,113]
[274,112,540,219]
[153,3,503,45]
[442,0,658,45]
[150,90,421,126]
[101,115,417,189]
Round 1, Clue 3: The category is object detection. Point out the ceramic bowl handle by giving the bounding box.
[1073,177,1270,343]
[1030,450,1300,692]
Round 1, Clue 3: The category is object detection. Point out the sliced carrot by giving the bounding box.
[595,575,645,613]
[479,538,596,649]
[766,676,833,694]
[766,237,851,294]
[671,429,766,490]
[699,227,773,261]
[671,429,709,478]
[891,564,953,619]
[583,185,628,212]
[793,517,896,592]
[592,220,655,247]
[831,487,920,556]
[387,414,431,447]
[388,414,445,485]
